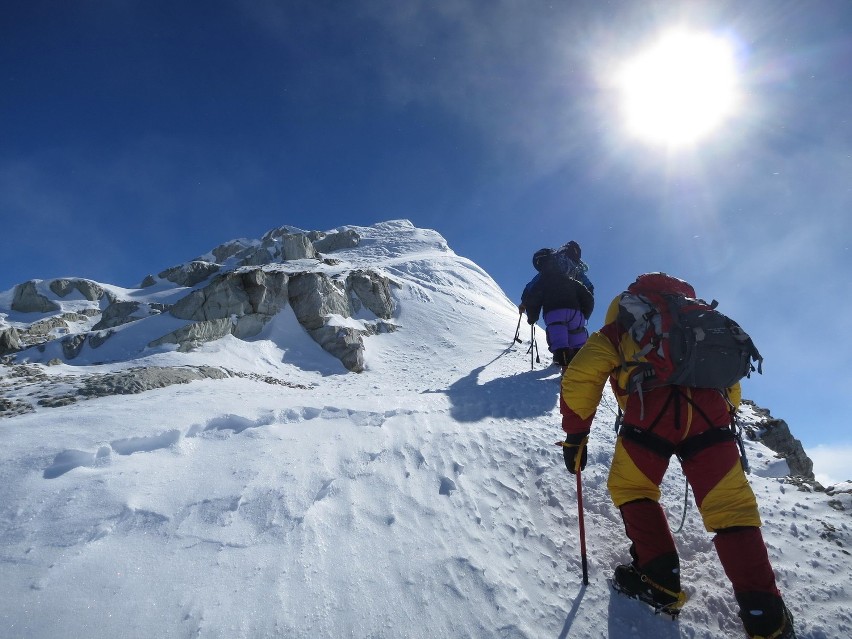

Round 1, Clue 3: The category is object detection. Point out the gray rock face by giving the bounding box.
[0,327,22,354]
[61,334,87,360]
[243,270,289,317]
[158,261,221,287]
[12,281,60,313]
[287,272,367,372]
[93,301,141,330]
[170,270,289,325]
[78,366,230,397]
[49,279,106,301]
[5,225,395,373]
[313,229,360,254]
[149,318,234,352]
[236,232,317,266]
[210,239,253,264]
[170,274,253,321]
[92,301,169,332]
[742,400,815,480]
[347,270,395,319]
[287,273,351,330]
[308,325,365,372]
[279,233,317,260]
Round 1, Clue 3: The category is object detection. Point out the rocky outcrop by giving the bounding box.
[741,400,815,481]
[11,281,60,313]
[170,270,289,337]
[93,301,143,330]
[77,365,232,397]
[156,267,393,370]
[4,224,396,372]
[237,231,318,266]
[279,233,318,260]
[61,334,88,360]
[288,272,365,371]
[0,327,22,354]
[49,279,106,301]
[347,270,395,319]
[158,261,221,288]
[149,318,235,352]
[93,301,169,331]
[209,239,253,263]
[313,229,360,254]
[287,273,350,330]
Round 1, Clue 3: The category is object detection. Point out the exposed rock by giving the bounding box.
[61,334,87,360]
[240,246,275,266]
[49,279,105,301]
[162,270,290,346]
[279,233,317,260]
[313,229,360,254]
[233,314,269,340]
[148,318,234,352]
[171,273,253,321]
[742,400,815,481]
[90,301,168,333]
[347,270,395,319]
[11,281,60,313]
[140,275,157,288]
[307,325,365,372]
[288,273,351,331]
[93,301,141,330]
[0,327,22,354]
[242,270,289,316]
[288,272,365,371]
[210,239,254,263]
[21,316,69,338]
[88,330,115,349]
[78,365,231,397]
[158,261,221,287]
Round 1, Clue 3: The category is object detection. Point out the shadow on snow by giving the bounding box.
[437,359,560,423]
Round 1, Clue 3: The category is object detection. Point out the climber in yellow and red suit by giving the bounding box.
[559,278,796,639]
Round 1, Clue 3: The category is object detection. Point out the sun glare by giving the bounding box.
[617,30,740,148]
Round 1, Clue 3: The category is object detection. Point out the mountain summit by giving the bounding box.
[1,221,848,638]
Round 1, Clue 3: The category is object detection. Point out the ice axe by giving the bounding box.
[576,469,589,585]
[512,311,523,345]
[557,438,589,586]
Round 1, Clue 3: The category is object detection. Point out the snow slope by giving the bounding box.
[1,221,850,638]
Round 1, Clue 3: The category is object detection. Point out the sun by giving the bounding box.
[616,30,740,148]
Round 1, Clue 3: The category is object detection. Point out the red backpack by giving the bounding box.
[616,273,763,392]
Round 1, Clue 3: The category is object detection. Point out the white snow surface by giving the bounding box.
[1,221,850,638]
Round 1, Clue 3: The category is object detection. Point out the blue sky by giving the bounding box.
[2,1,850,456]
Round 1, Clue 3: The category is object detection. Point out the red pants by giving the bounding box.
[611,434,780,599]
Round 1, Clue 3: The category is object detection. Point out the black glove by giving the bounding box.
[562,432,589,474]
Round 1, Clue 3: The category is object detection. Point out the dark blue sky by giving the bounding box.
[2,0,851,451]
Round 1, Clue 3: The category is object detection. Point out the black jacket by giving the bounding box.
[521,271,594,325]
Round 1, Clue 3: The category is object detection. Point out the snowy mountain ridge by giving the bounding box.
[1,220,850,638]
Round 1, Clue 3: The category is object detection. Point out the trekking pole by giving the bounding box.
[526,325,540,369]
[576,469,589,585]
[512,312,523,345]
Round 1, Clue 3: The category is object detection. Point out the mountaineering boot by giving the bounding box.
[611,564,688,618]
[737,592,797,639]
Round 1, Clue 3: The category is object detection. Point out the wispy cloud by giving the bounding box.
[808,444,852,487]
